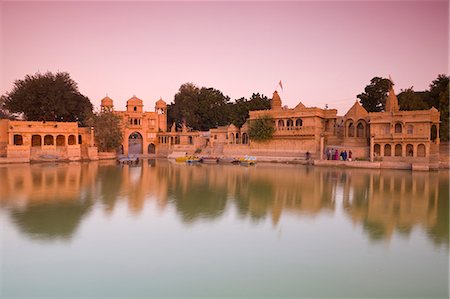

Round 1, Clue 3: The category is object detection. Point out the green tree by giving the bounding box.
[0,95,15,119]
[2,72,93,125]
[248,115,275,142]
[398,87,429,111]
[357,77,392,112]
[168,83,231,131]
[429,74,449,141]
[229,93,271,127]
[93,111,123,152]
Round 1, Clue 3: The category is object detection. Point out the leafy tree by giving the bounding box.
[248,115,275,142]
[357,77,392,112]
[228,93,271,127]
[398,87,429,111]
[429,74,449,141]
[2,72,93,125]
[92,111,123,152]
[168,83,231,131]
[0,95,15,119]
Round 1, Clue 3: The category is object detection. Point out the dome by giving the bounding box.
[155,98,167,108]
[127,95,143,105]
[101,96,113,106]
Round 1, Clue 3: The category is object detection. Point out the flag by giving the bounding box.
[279,80,283,91]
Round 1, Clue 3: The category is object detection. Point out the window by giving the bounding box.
[13,135,23,145]
[296,119,303,127]
[44,135,54,145]
[407,125,413,134]
[384,144,391,156]
[133,106,137,111]
[56,135,65,146]
[394,123,402,133]
[32,135,41,147]
[68,135,76,145]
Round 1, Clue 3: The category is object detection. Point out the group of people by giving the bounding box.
[325,148,352,161]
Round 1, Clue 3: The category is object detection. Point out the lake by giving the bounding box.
[0,160,448,298]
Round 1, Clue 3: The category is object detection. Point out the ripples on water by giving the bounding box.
[0,160,448,298]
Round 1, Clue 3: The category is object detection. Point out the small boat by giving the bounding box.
[118,155,139,164]
[202,157,218,164]
[218,157,239,164]
[239,155,257,166]
[186,157,202,164]
[175,156,189,163]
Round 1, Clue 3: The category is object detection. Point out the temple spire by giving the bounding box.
[385,77,399,112]
[271,90,282,110]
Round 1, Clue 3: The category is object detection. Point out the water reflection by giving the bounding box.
[0,161,448,247]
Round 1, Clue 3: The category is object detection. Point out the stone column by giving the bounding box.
[370,136,374,162]
[436,123,440,144]
[90,127,95,146]
[319,136,324,160]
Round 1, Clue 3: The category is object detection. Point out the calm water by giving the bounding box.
[0,160,448,298]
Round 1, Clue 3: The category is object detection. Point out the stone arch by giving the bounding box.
[356,121,365,138]
[278,119,285,127]
[431,124,437,141]
[44,135,54,145]
[394,123,402,133]
[406,144,413,157]
[148,143,156,154]
[13,134,23,145]
[56,135,65,146]
[395,144,402,157]
[68,135,76,145]
[128,132,143,155]
[31,135,41,147]
[286,119,294,127]
[296,118,303,127]
[347,121,355,137]
[374,144,381,156]
[417,144,426,157]
[230,133,235,144]
[384,144,391,157]
[242,133,249,144]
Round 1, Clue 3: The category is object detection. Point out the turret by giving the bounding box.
[100,96,114,112]
[271,91,282,110]
[126,95,144,113]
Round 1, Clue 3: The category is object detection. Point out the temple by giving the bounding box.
[0,80,444,169]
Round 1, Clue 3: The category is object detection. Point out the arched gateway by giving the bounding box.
[128,132,143,155]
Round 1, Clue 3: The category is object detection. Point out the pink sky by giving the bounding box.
[1,1,448,115]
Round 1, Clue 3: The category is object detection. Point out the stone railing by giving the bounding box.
[275,126,316,136]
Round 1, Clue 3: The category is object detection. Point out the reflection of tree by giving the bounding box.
[168,165,228,223]
[97,164,123,212]
[426,172,449,247]
[234,176,275,221]
[10,200,92,241]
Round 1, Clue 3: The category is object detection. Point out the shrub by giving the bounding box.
[249,115,275,142]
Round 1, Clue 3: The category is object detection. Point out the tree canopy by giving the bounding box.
[92,111,123,152]
[357,77,392,112]
[167,83,270,131]
[248,115,275,142]
[2,72,93,125]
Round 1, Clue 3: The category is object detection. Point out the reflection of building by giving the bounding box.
[0,120,98,162]
[342,170,440,241]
